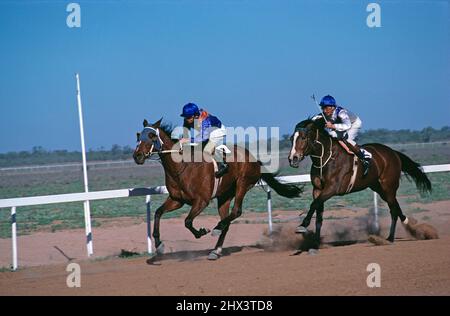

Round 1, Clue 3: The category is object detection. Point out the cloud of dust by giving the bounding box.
[403,217,439,240]
[257,223,318,251]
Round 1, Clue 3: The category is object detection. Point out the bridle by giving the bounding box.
[138,126,180,158]
[137,126,191,179]
[294,126,333,178]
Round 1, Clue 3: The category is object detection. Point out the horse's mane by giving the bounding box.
[155,121,181,143]
[295,116,326,131]
[158,122,174,136]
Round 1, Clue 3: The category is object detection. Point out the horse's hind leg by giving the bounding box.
[211,181,249,239]
[185,200,210,239]
[153,197,184,253]
[208,193,234,260]
[372,183,407,242]
[385,196,408,242]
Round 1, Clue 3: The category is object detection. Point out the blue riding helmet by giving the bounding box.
[319,95,337,107]
[180,103,200,117]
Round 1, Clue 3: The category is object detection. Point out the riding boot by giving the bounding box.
[214,152,229,178]
[356,149,370,176]
[344,140,371,176]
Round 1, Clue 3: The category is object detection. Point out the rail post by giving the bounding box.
[11,207,18,271]
[146,195,153,254]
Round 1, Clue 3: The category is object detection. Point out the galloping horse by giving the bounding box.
[288,117,431,249]
[134,118,302,260]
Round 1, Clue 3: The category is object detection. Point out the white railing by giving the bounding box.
[1,164,449,270]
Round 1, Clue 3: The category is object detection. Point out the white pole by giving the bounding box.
[267,188,273,234]
[76,73,93,256]
[11,207,17,271]
[373,191,380,233]
[146,195,153,254]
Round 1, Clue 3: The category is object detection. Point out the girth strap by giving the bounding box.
[211,159,223,199]
[345,155,359,193]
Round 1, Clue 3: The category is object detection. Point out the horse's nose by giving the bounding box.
[289,155,299,168]
[133,152,145,165]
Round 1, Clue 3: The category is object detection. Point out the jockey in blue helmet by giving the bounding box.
[313,95,372,176]
[179,103,229,178]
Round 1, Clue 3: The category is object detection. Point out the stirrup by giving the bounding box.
[362,159,370,176]
[215,163,229,178]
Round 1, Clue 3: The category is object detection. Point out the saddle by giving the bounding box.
[181,144,230,199]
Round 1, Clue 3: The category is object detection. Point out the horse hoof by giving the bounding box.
[308,248,319,255]
[211,229,222,237]
[199,227,211,236]
[156,242,165,255]
[146,254,160,265]
[207,251,221,260]
[295,226,308,234]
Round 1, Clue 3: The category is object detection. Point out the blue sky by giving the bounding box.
[0,0,448,153]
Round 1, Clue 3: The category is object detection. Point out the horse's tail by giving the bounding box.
[395,150,432,194]
[260,172,303,198]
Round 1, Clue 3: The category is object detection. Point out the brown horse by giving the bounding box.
[288,117,432,249]
[133,118,302,260]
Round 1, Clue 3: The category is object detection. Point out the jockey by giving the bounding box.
[313,95,372,176]
[179,102,229,178]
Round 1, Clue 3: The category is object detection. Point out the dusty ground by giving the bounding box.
[0,201,449,295]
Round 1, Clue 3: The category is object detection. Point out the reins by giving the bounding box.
[140,129,192,179]
[310,129,333,178]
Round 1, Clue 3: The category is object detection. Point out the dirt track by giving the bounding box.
[1,201,449,295]
[1,236,450,296]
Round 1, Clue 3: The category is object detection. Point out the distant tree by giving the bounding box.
[111,144,121,154]
[421,127,434,142]
[2,125,450,167]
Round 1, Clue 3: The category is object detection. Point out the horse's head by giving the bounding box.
[133,118,164,165]
[288,117,325,168]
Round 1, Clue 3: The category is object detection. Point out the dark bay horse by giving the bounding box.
[133,118,302,260]
[288,117,431,249]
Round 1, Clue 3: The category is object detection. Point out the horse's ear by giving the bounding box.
[153,117,163,128]
[136,132,141,142]
[143,119,149,127]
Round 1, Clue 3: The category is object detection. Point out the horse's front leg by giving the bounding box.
[296,187,334,253]
[296,199,322,233]
[184,199,210,239]
[153,197,183,254]
[313,201,324,249]
[296,188,322,233]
